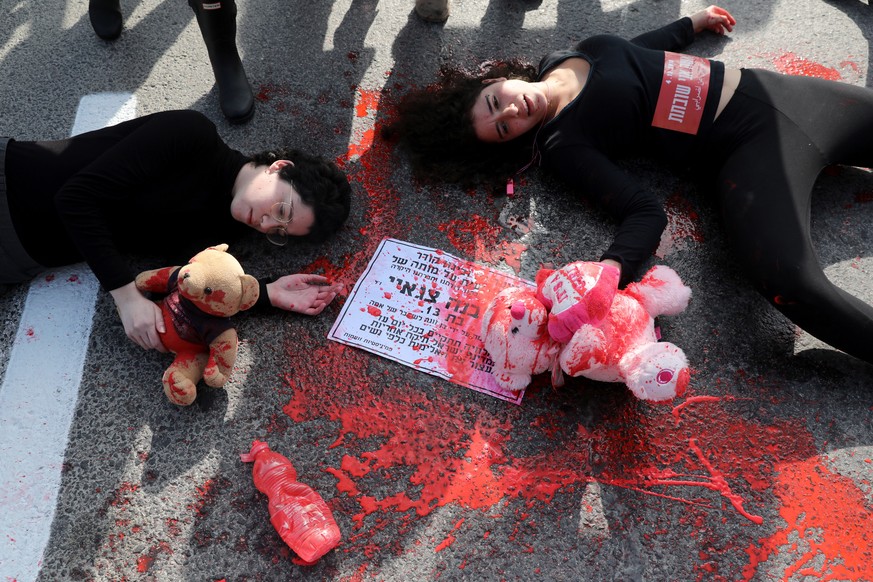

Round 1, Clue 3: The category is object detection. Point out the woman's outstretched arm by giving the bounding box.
[265,274,344,315]
[631,5,735,50]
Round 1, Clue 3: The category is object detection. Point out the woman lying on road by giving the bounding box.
[1,109,350,351]
[388,5,873,366]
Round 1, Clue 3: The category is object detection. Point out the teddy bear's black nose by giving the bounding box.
[204,287,212,295]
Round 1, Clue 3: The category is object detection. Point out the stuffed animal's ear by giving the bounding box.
[621,342,689,402]
[238,274,260,311]
[208,243,230,253]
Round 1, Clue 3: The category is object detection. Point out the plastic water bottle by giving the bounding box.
[240,440,341,564]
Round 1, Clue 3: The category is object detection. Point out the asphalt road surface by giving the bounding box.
[1,0,872,580]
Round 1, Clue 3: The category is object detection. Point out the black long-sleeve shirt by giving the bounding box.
[536,18,724,285]
[5,109,250,291]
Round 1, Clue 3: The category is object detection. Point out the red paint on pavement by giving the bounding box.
[438,214,527,274]
[136,553,154,573]
[188,479,216,518]
[280,329,852,573]
[656,191,703,258]
[743,457,873,580]
[772,53,841,80]
[436,518,465,552]
[300,89,409,288]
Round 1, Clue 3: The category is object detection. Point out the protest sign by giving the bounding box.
[328,238,533,404]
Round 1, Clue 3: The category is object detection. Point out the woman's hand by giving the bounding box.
[690,5,735,35]
[110,281,168,352]
[266,274,344,315]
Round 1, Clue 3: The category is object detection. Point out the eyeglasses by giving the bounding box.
[266,182,295,246]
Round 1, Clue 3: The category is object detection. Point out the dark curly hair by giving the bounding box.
[384,59,539,187]
[248,148,351,242]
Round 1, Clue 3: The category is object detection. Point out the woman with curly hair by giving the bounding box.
[389,5,873,365]
[1,109,351,351]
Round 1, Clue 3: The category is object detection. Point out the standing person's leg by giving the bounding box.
[189,0,254,124]
[712,70,873,364]
[89,0,123,41]
[415,0,450,23]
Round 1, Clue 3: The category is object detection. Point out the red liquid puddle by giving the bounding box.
[743,458,873,581]
[438,214,527,274]
[280,327,848,578]
[656,191,704,258]
[772,53,841,80]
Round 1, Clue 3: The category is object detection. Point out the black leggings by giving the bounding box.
[703,68,873,364]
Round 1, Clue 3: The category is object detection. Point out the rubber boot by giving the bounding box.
[89,0,122,40]
[415,0,450,23]
[189,0,254,124]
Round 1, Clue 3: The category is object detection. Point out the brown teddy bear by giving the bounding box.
[135,244,259,406]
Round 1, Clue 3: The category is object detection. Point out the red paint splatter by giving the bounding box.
[672,395,744,422]
[637,437,763,524]
[772,53,841,80]
[348,89,381,160]
[436,518,465,552]
[354,88,378,119]
[109,482,139,507]
[366,305,381,317]
[187,479,216,518]
[656,191,703,258]
[135,541,172,573]
[301,89,409,288]
[136,554,154,573]
[255,83,274,102]
[438,214,527,274]
[743,458,873,580]
[165,518,182,537]
[840,59,860,74]
[281,333,825,563]
[243,77,873,579]
[201,288,227,306]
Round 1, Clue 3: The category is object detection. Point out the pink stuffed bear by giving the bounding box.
[544,263,692,402]
[481,261,692,402]
[481,286,562,392]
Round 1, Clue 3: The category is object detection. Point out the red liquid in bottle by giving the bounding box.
[240,440,341,564]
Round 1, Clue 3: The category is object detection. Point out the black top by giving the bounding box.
[5,110,250,292]
[536,17,725,284]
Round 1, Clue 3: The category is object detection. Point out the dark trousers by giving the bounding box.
[0,137,44,284]
[703,68,873,363]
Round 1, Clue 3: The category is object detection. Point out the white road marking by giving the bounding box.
[0,93,136,582]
